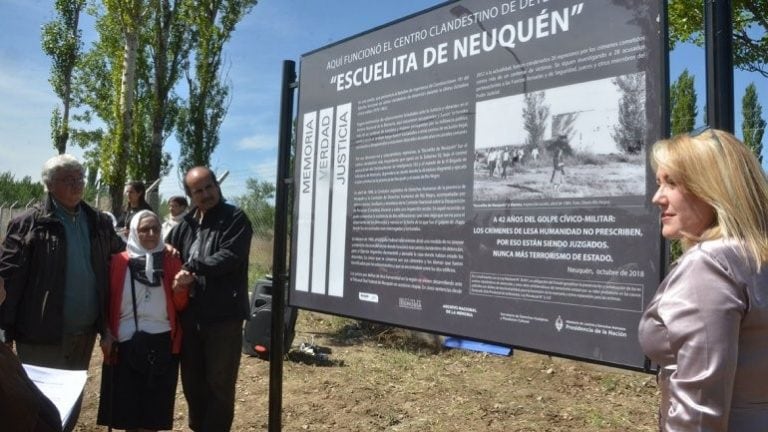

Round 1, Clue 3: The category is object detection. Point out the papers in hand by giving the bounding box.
[22,364,87,428]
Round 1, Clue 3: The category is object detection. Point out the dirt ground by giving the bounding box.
[73,311,660,431]
[473,157,645,202]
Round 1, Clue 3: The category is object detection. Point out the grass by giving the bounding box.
[248,236,274,285]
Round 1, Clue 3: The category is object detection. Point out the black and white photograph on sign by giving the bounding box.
[473,73,646,204]
[290,0,665,369]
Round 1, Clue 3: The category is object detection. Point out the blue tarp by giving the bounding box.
[443,337,513,356]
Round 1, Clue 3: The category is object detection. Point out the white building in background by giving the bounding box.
[475,74,642,155]
[551,108,619,154]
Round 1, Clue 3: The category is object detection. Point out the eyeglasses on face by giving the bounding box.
[56,177,85,188]
[137,225,161,234]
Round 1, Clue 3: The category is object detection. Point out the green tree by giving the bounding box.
[522,91,549,151]
[146,0,192,189]
[667,71,699,263]
[103,0,145,214]
[73,2,134,214]
[742,82,766,162]
[611,73,646,154]
[76,1,164,214]
[668,0,768,77]
[670,69,698,135]
[235,178,275,239]
[0,172,45,206]
[42,0,86,154]
[176,0,258,173]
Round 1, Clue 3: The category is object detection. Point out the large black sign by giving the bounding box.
[290,0,665,370]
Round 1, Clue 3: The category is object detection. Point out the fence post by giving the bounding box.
[0,202,6,240]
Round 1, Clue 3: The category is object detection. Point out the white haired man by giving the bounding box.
[0,154,124,431]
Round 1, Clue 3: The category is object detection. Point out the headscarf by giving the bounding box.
[126,210,165,286]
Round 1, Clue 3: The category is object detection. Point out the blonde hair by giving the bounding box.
[651,128,768,267]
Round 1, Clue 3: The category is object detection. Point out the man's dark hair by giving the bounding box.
[168,195,188,207]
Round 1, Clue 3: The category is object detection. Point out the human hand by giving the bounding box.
[174,269,196,291]
[164,243,180,258]
[100,333,116,364]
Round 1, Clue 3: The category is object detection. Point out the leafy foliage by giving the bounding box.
[234,178,275,240]
[145,0,191,186]
[670,69,698,135]
[522,91,549,151]
[0,172,45,206]
[41,0,86,154]
[668,0,768,77]
[544,134,574,157]
[176,0,257,174]
[742,83,766,162]
[611,73,645,154]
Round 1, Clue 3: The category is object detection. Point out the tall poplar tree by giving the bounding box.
[104,0,146,212]
[176,0,258,173]
[522,91,549,152]
[146,0,191,190]
[670,69,698,135]
[742,83,766,162]
[611,73,645,154]
[76,0,152,214]
[42,0,86,154]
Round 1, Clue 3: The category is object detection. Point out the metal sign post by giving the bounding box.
[704,0,734,131]
[268,59,297,432]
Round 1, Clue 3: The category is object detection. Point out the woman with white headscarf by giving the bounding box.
[97,210,188,431]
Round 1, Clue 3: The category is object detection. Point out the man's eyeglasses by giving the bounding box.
[56,177,85,188]
[689,125,724,153]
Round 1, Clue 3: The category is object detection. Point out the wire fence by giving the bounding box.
[0,199,277,285]
[0,200,37,240]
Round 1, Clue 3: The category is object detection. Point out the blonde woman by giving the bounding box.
[639,127,768,431]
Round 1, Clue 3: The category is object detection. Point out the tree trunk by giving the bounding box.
[111,28,139,215]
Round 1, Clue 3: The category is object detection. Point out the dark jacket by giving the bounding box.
[167,200,252,324]
[116,201,153,230]
[0,343,62,431]
[0,195,124,343]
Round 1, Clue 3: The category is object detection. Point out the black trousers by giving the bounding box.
[180,315,243,432]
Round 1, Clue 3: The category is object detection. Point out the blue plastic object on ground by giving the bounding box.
[443,337,513,356]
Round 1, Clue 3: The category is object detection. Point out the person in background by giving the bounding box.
[0,154,124,432]
[549,147,566,187]
[162,195,188,240]
[500,148,510,179]
[97,210,188,431]
[486,147,498,178]
[117,181,153,239]
[639,127,768,431]
[167,167,252,432]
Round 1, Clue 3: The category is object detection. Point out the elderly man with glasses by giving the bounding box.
[0,154,124,432]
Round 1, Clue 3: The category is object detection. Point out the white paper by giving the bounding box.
[22,364,88,427]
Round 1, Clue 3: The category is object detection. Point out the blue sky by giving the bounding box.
[0,0,766,199]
